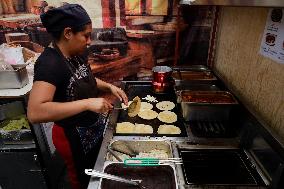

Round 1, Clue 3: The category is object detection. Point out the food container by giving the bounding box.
[173,70,217,85]
[174,84,220,93]
[106,140,173,161]
[0,101,33,144]
[152,66,174,93]
[0,65,28,89]
[172,65,210,72]
[100,162,178,189]
[178,91,239,121]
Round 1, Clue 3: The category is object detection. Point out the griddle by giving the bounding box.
[115,81,187,137]
[189,120,238,138]
[180,149,265,186]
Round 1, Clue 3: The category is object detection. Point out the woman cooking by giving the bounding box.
[27,4,128,189]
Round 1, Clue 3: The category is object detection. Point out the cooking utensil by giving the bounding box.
[85,169,148,189]
[110,146,137,157]
[113,97,141,117]
[107,146,123,162]
[124,158,183,166]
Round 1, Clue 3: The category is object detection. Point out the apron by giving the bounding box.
[52,44,106,188]
[54,44,105,153]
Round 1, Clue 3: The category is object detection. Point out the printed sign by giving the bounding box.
[260,8,284,64]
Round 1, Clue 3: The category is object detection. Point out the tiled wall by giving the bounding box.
[214,7,284,137]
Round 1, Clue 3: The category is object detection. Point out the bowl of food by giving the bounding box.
[93,48,120,61]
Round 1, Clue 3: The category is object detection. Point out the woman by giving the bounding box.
[27,4,128,189]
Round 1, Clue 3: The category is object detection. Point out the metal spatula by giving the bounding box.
[113,96,141,117]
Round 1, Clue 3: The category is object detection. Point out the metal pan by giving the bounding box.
[178,91,239,121]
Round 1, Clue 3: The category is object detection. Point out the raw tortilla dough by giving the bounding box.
[134,123,153,133]
[116,122,153,134]
[122,101,153,110]
[158,125,181,134]
[158,111,177,123]
[116,122,135,133]
[156,101,175,111]
[138,109,158,120]
[140,102,153,110]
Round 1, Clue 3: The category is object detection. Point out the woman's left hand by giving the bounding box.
[109,84,128,105]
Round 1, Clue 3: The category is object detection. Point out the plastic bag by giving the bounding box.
[0,52,14,71]
[0,43,25,65]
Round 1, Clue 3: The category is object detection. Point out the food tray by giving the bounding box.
[101,163,177,189]
[179,149,264,185]
[172,65,210,72]
[173,70,217,85]
[106,140,173,161]
[0,65,29,89]
[178,91,239,121]
[174,84,220,93]
[115,81,187,137]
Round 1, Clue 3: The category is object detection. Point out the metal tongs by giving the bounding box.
[124,158,183,166]
[85,169,148,189]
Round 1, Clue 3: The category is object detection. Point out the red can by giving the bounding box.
[152,66,173,93]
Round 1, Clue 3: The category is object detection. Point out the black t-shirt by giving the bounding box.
[34,47,99,128]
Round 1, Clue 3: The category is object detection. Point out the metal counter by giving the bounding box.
[87,80,281,189]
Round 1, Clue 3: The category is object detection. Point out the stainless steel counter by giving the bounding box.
[87,79,278,189]
[86,109,259,189]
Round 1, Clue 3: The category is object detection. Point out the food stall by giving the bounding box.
[0,1,283,189]
[86,1,284,189]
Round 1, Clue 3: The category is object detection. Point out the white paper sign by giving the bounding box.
[260,8,284,64]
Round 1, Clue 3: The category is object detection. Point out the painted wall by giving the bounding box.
[45,0,103,28]
[214,7,284,137]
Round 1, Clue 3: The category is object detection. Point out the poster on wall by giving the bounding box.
[260,8,284,64]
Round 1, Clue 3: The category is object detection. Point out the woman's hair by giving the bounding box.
[49,22,91,41]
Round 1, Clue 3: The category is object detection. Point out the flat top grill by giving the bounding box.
[189,120,237,138]
[115,82,187,137]
[180,149,265,185]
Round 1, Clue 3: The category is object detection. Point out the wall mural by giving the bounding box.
[0,0,214,98]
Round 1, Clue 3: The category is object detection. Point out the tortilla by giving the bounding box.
[116,122,135,133]
[156,101,175,111]
[157,111,177,123]
[134,124,153,133]
[128,96,141,117]
[122,101,153,111]
[158,125,181,134]
[138,109,158,120]
[140,102,153,110]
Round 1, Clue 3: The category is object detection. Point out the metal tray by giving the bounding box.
[174,84,220,93]
[172,65,210,72]
[100,162,178,189]
[115,81,187,137]
[179,149,265,186]
[106,140,173,161]
[0,65,28,89]
[173,70,217,86]
[178,91,239,121]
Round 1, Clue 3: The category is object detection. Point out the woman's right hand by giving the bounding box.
[85,98,113,113]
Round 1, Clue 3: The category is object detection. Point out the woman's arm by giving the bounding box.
[96,78,128,104]
[27,81,112,124]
